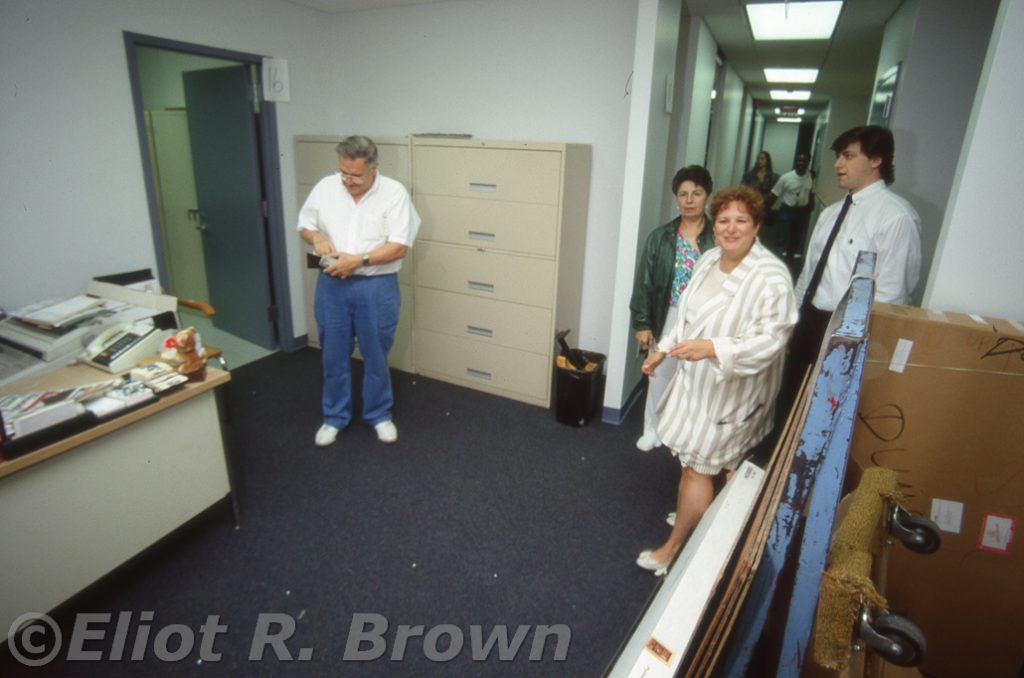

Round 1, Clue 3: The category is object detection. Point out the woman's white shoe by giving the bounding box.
[635,550,669,576]
[636,431,661,451]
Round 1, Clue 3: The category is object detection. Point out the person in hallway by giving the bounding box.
[636,185,796,574]
[742,150,779,227]
[770,153,815,257]
[297,135,421,447]
[780,125,922,416]
[629,166,716,452]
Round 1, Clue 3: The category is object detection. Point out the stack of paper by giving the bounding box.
[83,380,156,419]
[129,362,188,393]
[15,295,107,330]
[1,378,120,440]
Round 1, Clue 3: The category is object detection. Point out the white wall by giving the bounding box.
[705,62,745,188]
[0,0,638,362]
[672,18,717,171]
[0,0,324,311]
[883,0,1000,306]
[761,121,799,178]
[307,0,638,354]
[605,0,683,410]
[925,0,1024,321]
[732,93,757,186]
[814,95,870,205]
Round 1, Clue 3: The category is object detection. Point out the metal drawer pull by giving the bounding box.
[468,281,495,293]
[469,182,497,193]
[466,368,492,381]
[467,325,493,338]
[468,230,496,242]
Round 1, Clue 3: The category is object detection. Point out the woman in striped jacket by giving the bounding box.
[636,185,797,574]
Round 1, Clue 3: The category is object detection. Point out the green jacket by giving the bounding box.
[629,216,715,337]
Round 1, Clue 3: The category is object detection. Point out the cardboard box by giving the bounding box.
[849,303,1024,677]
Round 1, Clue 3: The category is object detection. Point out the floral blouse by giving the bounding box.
[669,231,702,306]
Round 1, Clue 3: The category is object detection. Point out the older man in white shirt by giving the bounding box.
[298,136,420,447]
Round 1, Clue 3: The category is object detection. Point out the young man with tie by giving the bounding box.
[780,125,922,416]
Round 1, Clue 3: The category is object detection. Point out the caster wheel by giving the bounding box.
[890,505,942,554]
[859,611,927,667]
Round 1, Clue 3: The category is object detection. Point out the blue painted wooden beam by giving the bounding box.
[720,252,876,676]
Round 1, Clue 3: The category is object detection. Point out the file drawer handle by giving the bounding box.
[468,281,494,293]
[469,182,497,193]
[468,230,496,242]
[467,325,493,338]
[466,368,492,381]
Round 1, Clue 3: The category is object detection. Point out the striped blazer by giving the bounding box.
[654,240,797,474]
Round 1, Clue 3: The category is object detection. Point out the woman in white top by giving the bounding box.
[635,185,797,573]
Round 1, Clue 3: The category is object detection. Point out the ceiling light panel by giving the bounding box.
[770,89,812,101]
[777,117,804,123]
[746,2,843,41]
[764,68,819,83]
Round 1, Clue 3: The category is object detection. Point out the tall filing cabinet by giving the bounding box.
[411,138,591,407]
[294,136,415,372]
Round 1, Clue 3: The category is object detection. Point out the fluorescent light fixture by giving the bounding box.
[764,67,819,83]
[770,89,812,101]
[774,107,807,115]
[746,2,843,41]
[777,117,803,123]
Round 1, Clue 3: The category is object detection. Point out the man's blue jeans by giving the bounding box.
[315,272,400,428]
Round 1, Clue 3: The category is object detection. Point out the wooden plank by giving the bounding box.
[775,274,874,676]
[607,462,766,677]
[720,253,876,676]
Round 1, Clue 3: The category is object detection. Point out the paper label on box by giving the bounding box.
[931,499,964,534]
[1009,319,1024,334]
[978,513,1016,554]
[888,338,913,373]
[925,308,948,323]
[968,313,986,325]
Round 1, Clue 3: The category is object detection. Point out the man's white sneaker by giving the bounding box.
[374,420,397,444]
[314,424,339,447]
[636,431,661,452]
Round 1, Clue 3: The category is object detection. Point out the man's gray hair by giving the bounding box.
[336,135,379,169]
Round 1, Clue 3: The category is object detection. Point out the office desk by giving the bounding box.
[0,365,233,634]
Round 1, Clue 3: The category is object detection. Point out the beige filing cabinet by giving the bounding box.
[294,136,415,372]
[412,138,591,407]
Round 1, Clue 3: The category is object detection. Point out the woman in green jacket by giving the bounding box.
[629,165,715,451]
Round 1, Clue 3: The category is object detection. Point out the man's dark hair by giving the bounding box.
[831,126,895,185]
[671,165,713,195]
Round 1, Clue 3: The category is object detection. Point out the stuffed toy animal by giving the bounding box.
[161,327,207,381]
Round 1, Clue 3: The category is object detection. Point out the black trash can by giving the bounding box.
[554,350,607,427]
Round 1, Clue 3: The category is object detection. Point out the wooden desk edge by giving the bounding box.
[0,367,230,480]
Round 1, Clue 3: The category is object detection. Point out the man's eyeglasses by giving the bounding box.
[340,172,369,185]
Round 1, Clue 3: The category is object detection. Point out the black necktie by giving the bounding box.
[802,193,853,309]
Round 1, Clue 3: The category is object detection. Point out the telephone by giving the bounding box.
[84,321,167,373]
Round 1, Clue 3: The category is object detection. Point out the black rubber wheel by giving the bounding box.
[869,613,927,666]
[896,513,942,554]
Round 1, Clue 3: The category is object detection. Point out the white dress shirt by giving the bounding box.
[795,180,921,311]
[771,170,813,208]
[296,172,420,276]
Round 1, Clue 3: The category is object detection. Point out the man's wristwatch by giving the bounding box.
[361,254,370,266]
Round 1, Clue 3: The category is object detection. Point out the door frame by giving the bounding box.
[123,31,300,351]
